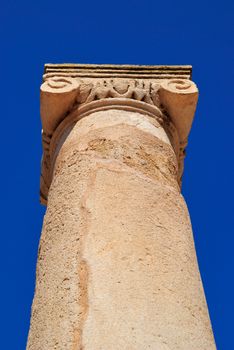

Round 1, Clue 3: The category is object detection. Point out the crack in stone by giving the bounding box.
[73,170,97,350]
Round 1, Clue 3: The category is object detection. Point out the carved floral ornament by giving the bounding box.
[40,69,198,204]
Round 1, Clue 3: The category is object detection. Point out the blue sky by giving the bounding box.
[1,0,233,348]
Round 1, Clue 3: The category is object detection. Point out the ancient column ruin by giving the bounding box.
[27,64,216,349]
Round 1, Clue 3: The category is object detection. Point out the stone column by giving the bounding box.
[27,65,216,349]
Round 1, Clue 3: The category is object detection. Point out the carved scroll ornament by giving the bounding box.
[40,65,198,204]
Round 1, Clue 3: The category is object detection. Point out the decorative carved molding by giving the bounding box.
[40,64,198,204]
[43,63,192,79]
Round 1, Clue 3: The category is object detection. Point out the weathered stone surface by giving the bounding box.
[39,64,198,204]
[27,64,216,349]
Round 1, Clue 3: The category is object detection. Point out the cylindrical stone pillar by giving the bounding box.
[27,64,216,349]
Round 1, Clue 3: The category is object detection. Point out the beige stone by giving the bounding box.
[27,64,216,349]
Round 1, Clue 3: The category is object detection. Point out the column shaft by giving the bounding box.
[27,110,215,349]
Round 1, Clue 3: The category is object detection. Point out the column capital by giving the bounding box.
[40,64,198,204]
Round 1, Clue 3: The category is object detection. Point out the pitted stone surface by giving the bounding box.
[27,110,216,349]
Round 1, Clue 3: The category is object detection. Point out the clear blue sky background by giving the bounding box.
[0,0,233,348]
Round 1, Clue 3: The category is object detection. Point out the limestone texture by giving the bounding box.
[27,109,216,349]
